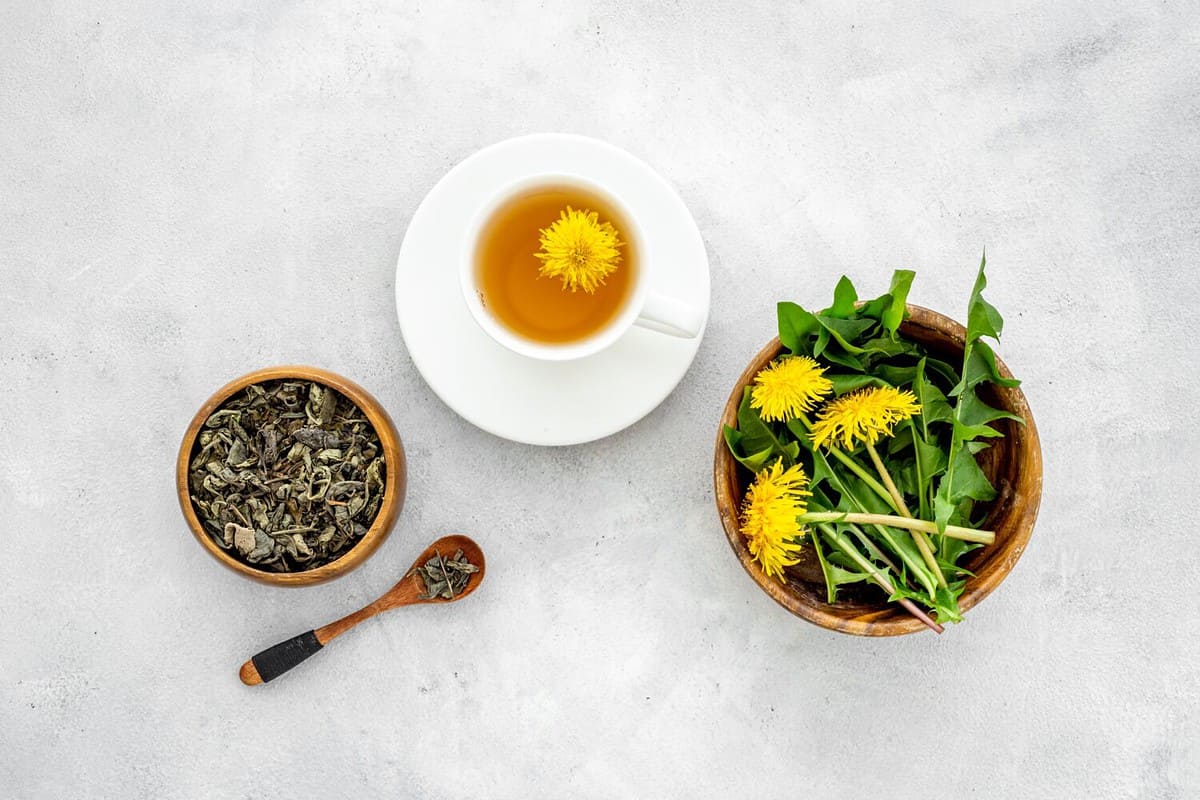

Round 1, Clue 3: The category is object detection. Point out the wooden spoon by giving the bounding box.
[239,534,485,685]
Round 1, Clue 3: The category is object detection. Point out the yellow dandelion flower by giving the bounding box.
[809,385,922,450]
[534,206,623,293]
[750,356,833,422]
[740,459,810,582]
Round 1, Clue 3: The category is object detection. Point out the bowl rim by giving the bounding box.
[713,304,1042,635]
[176,365,407,587]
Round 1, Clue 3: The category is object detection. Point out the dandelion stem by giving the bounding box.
[793,413,897,511]
[816,524,943,634]
[845,522,899,575]
[827,446,898,512]
[865,443,947,589]
[799,512,994,545]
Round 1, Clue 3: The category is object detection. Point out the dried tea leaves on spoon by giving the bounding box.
[412,549,479,599]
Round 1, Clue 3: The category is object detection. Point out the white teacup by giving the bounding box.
[460,174,704,361]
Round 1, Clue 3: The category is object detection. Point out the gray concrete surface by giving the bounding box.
[3,2,1198,797]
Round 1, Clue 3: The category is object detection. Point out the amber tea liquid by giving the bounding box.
[474,185,636,344]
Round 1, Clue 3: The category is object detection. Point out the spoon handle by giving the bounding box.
[239,603,386,685]
[239,630,324,685]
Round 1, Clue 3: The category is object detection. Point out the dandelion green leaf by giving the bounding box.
[874,364,920,387]
[814,315,873,354]
[815,345,864,371]
[913,434,948,483]
[777,301,819,353]
[934,447,997,530]
[951,341,1018,396]
[956,390,1021,434]
[975,339,1020,388]
[722,425,775,472]
[882,269,916,335]
[828,373,881,395]
[966,253,1004,343]
[859,337,912,358]
[829,275,859,318]
[915,362,955,427]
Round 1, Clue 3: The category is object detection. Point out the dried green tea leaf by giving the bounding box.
[226,523,257,556]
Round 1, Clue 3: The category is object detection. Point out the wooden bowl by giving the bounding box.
[177,366,407,586]
[714,305,1042,635]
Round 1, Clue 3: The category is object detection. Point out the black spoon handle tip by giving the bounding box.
[248,630,324,684]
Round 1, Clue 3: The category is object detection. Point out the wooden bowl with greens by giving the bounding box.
[714,261,1041,635]
[176,366,406,586]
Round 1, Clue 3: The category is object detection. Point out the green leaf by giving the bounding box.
[828,373,880,394]
[948,447,996,502]
[722,426,775,472]
[954,390,1022,440]
[816,346,865,371]
[857,294,889,321]
[723,424,741,450]
[807,530,839,603]
[778,302,819,353]
[914,360,954,429]
[933,491,956,530]
[733,389,800,468]
[837,472,894,515]
[924,357,962,387]
[933,447,997,529]
[815,315,874,354]
[874,364,919,387]
[829,276,859,318]
[735,389,779,454]
[951,341,1017,396]
[939,536,981,570]
[966,252,1004,343]
[972,338,1021,390]
[870,524,937,599]
[825,563,870,587]
[887,423,916,456]
[932,583,965,623]
[882,269,915,335]
[858,337,913,358]
[935,254,1018,531]
[912,433,948,482]
[913,430,946,520]
[789,428,836,492]
[810,530,870,603]
[892,459,920,497]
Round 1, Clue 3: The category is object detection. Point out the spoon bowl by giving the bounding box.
[377,534,487,612]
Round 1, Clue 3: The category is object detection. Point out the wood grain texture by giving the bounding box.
[175,365,407,587]
[713,304,1043,636]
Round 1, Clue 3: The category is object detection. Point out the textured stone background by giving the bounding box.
[3,2,1198,797]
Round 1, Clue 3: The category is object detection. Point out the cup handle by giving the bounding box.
[634,291,705,339]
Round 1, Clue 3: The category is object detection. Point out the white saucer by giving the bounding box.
[394,134,710,446]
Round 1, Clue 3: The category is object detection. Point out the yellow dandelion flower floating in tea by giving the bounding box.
[750,356,833,422]
[810,386,922,450]
[534,206,623,293]
[740,459,811,583]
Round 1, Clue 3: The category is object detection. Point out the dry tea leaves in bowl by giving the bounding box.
[723,254,1021,627]
[188,380,387,572]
